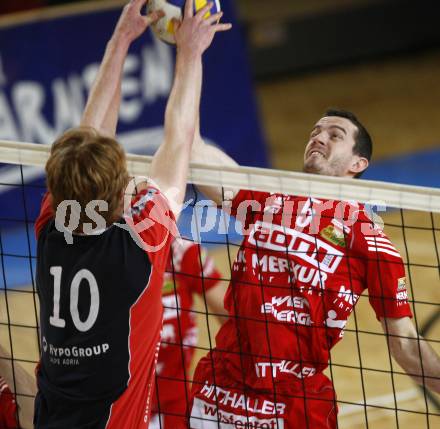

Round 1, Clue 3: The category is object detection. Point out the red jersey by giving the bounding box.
[212,190,412,392]
[34,187,175,429]
[151,240,221,421]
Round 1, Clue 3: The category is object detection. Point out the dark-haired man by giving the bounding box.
[303,109,371,178]
[188,110,440,428]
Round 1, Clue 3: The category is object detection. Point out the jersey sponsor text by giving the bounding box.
[261,296,312,326]
[190,398,284,429]
[255,361,316,379]
[248,221,343,274]
[199,384,286,415]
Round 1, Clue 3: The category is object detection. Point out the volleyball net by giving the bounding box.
[0,140,439,429]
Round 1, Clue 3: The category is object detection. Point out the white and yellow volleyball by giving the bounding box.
[148,0,222,44]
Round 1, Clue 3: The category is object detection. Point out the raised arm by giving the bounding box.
[81,0,163,135]
[381,317,440,393]
[148,0,231,218]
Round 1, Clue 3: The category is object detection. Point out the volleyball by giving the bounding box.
[147,0,222,44]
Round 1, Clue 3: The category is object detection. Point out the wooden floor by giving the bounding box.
[1,48,440,429]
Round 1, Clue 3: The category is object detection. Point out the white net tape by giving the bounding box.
[1,139,439,213]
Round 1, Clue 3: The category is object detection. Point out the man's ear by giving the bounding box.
[350,156,369,176]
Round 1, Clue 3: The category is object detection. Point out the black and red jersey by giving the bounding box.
[34,187,175,429]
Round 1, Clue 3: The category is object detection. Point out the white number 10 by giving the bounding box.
[49,266,100,332]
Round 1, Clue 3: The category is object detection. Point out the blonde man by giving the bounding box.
[33,1,231,428]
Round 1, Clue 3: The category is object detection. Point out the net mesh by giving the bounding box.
[0,140,439,429]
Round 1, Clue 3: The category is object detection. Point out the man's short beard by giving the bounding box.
[303,160,325,175]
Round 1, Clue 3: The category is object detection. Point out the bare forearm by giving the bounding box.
[79,0,164,135]
[81,34,130,135]
[382,317,440,393]
[391,336,440,393]
[149,52,202,213]
[165,52,201,148]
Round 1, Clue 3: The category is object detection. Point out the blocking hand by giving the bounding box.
[114,0,165,43]
[174,0,232,56]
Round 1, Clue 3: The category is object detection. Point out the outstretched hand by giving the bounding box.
[114,0,165,43]
[174,0,232,56]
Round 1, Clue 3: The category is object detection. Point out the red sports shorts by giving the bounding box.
[189,357,337,429]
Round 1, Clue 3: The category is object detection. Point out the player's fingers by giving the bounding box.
[184,0,194,18]
[195,2,213,21]
[145,9,165,25]
[171,18,182,32]
[212,23,232,32]
[203,11,223,26]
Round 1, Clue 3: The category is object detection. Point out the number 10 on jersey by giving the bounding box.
[49,266,100,332]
